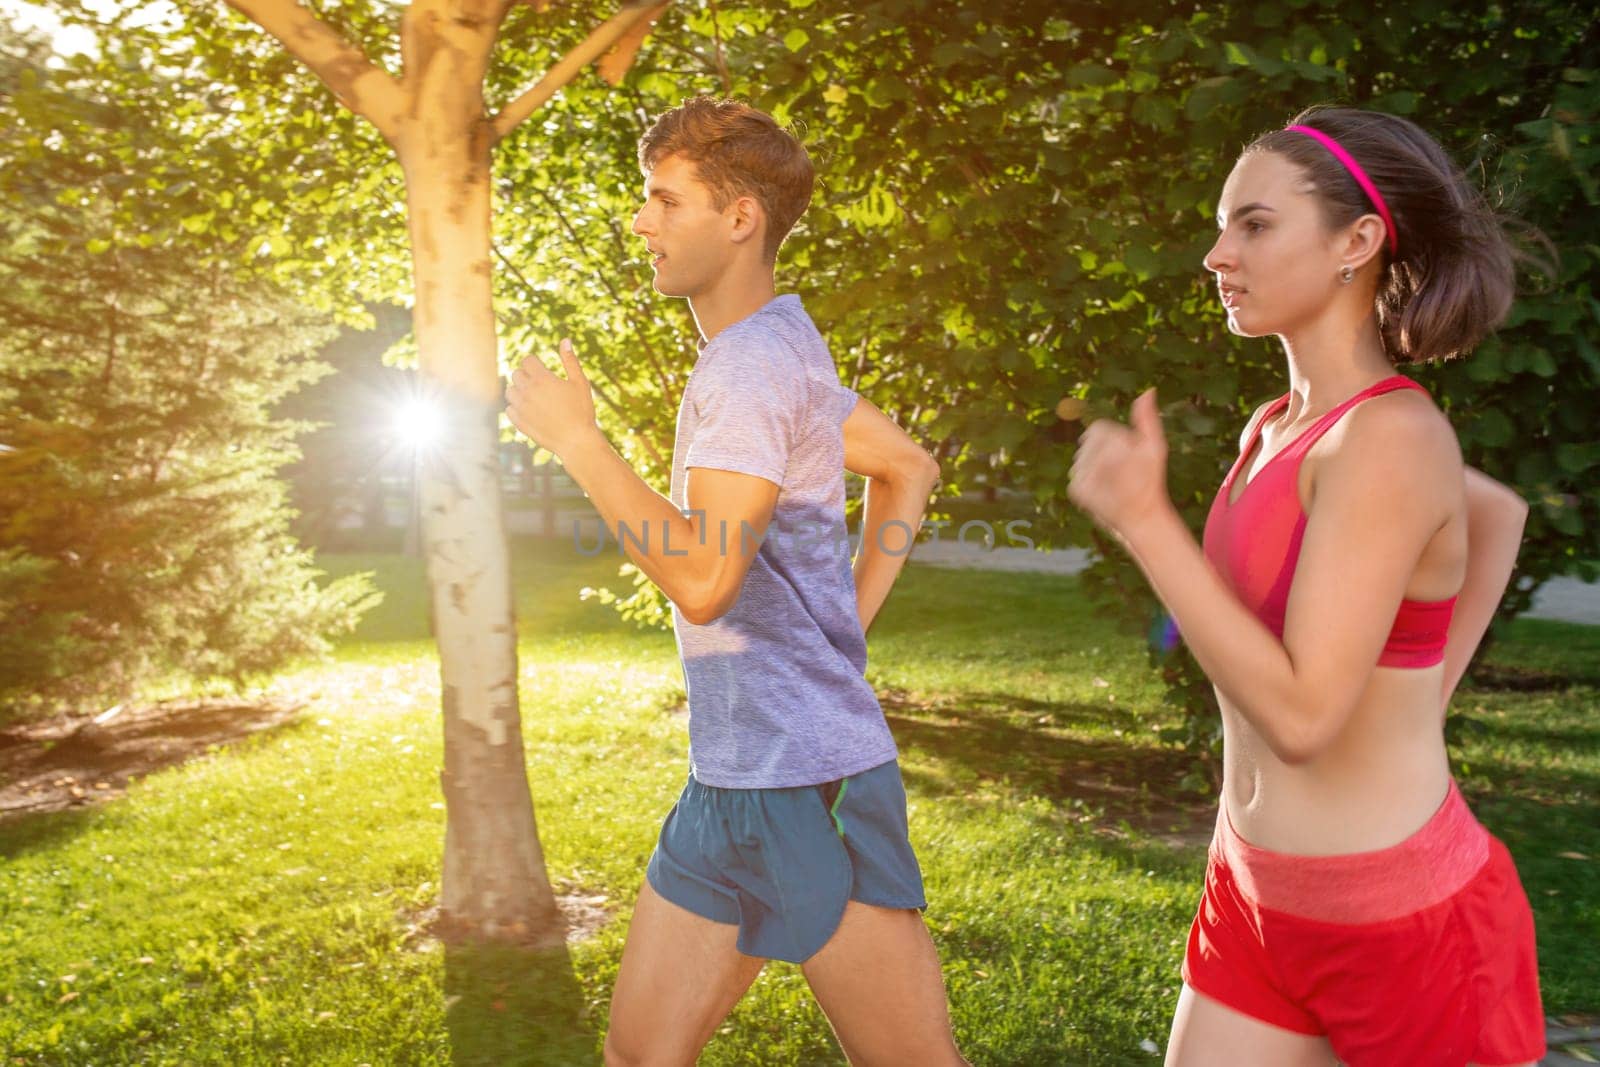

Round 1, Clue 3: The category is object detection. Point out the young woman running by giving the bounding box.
[1067,107,1545,1065]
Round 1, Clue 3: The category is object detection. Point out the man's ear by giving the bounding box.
[729,194,767,249]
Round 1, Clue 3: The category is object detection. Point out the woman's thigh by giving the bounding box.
[1165,984,1336,1067]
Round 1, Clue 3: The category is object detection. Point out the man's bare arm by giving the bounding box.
[843,399,941,633]
[506,340,777,624]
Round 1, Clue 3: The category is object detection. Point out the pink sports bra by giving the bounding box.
[1202,376,1456,669]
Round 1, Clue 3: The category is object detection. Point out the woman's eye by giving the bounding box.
[1245,220,1264,234]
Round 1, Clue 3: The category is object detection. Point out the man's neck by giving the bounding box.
[690,269,779,344]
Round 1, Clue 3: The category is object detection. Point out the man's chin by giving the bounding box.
[652,275,693,299]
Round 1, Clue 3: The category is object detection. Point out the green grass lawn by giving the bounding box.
[1,539,1595,1065]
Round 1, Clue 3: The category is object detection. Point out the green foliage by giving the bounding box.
[1023,2,1600,771]
[579,561,674,629]
[0,21,379,721]
[486,4,1597,769]
[16,2,1591,755]
[1417,61,1600,602]
[30,0,412,328]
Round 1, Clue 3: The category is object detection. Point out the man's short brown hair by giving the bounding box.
[638,97,814,262]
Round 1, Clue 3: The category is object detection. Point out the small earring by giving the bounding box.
[1339,265,1355,284]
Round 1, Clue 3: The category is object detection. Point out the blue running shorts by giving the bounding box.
[645,758,926,963]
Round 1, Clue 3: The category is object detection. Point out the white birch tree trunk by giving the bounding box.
[216,0,670,942]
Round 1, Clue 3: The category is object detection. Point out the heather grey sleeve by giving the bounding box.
[830,382,860,428]
[684,331,805,487]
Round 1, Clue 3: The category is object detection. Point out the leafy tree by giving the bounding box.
[47,0,682,942]
[16,0,1590,875]
[0,19,378,722]
[465,0,1600,780]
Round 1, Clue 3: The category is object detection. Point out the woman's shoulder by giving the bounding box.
[1320,383,1462,480]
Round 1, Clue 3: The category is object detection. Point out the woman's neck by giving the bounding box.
[1278,312,1394,422]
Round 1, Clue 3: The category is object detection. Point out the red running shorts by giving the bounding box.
[1181,780,1545,1065]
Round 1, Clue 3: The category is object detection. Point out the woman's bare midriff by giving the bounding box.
[1219,663,1454,856]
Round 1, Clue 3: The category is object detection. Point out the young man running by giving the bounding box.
[505,97,966,1067]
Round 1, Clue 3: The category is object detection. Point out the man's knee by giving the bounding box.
[602,1030,654,1067]
[838,1037,967,1067]
[603,1028,697,1067]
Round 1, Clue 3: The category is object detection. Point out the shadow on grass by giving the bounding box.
[1466,662,1600,690]
[1449,711,1600,752]
[443,939,598,1067]
[895,689,1149,732]
[884,691,1216,855]
[0,700,309,859]
[1449,731,1600,803]
[0,804,97,863]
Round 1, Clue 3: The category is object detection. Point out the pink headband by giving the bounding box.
[1286,124,1399,256]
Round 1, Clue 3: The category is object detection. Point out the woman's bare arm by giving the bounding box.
[1439,468,1529,709]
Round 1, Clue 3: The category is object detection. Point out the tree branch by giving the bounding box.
[489,0,666,144]
[222,0,408,146]
[705,0,731,94]
[639,37,728,86]
[525,183,681,411]
[489,242,670,470]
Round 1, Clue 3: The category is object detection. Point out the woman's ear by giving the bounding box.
[1342,213,1389,274]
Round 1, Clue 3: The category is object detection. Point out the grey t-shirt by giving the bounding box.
[669,294,897,788]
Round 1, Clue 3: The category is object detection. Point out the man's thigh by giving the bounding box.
[799,900,967,1067]
[604,879,766,1067]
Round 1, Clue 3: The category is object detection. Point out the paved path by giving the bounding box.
[1543,1018,1600,1065]
[908,542,1600,626]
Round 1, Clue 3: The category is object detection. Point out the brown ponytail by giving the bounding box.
[1249,106,1515,365]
